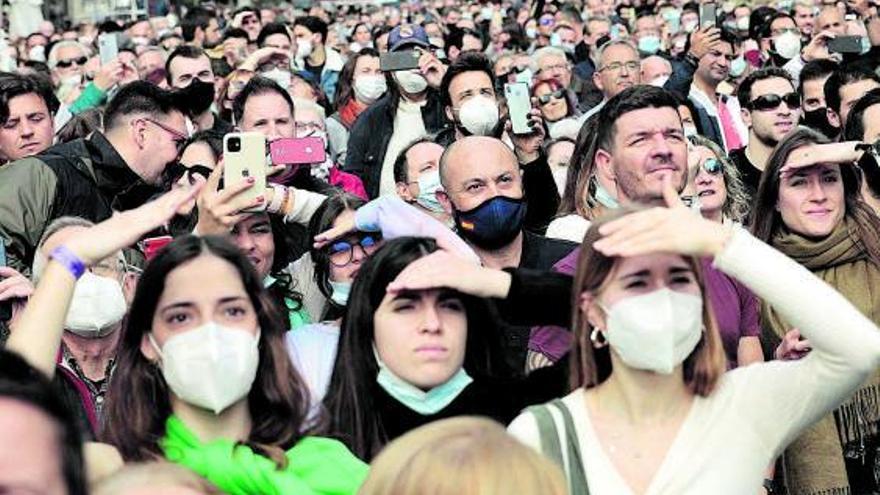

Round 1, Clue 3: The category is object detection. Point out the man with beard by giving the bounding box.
[730,68,800,198]
[165,46,232,134]
[180,7,221,49]
[688,29,747,152]
[0,82,187,272]
[437,135,576,375]
[437,52,557,231]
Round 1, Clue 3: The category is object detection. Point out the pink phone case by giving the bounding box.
[270,137,327,165]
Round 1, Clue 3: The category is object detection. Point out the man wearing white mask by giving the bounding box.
[292,16,345,102]
[30,217,134,436]
[345,24,449,199]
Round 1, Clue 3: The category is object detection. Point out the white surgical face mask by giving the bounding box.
[65,271,127,338]
[455,95,499,136]
[601,288,703,375]
[394,70,428,94]
[526,27,537,39]
[683,20,698,33]
[773,31,801,60]
[649,75,670,87]
[353,74,387,104]
[729,56,747,77]
[61,73,83,87]
[261,68,291,89]
[150,323,260,414]
[296,38,313,59]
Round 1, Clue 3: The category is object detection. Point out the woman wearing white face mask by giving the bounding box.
[506,181,880,494]
[6,185,368,492]
[327,48,385,164]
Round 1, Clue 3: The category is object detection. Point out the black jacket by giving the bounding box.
[0,132,154,272]
[344,89,451,198]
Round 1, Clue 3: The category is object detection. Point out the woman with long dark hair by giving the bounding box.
[327,48,384,164]
[322,237,562,462]
[7,186,367,492]
[750,126,880,495]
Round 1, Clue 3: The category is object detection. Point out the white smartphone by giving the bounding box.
[223,132,267,213]
[98,33,118,65]
[505,82,532,135]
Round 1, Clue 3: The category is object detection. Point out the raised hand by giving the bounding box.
[593,174,732,258]
[195,160,265,236]
[387,250,510,298]
[779,141,864,177]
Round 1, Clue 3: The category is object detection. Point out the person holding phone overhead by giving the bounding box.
[345,24,449,199]
[750,127,880,495]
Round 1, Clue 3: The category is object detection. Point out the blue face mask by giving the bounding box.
[329,280,351,306]
[454,195,527,250]
[415,169,445,213]
[593,179,620,209]
[638,35,662,55]
[729,56,747,78]
[375,348,473,415]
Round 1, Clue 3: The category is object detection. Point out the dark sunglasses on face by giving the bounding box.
[328,234,380,267]
[747,92,800,112]
[56,56,88,69]
[701,157,723,175]
[538,89,565,105]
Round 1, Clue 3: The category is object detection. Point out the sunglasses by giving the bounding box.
[701,157,723,175]
[56,56,88,69]
[328,234,380,267]
[538,89,565,105]
[747,92,800,111]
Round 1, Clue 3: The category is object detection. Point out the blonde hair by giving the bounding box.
[360,417,567,495]
[92,462,222,495]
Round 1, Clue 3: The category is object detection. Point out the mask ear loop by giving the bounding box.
[590,327,608,349]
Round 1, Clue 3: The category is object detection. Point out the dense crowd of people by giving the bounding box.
[2,0,880,493]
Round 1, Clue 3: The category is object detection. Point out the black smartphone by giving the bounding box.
[0,239,10,321]
[380,50,421,72]
[828,35,863,54]
[699,3,717,28]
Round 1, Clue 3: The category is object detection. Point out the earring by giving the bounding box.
[590,327,608,349]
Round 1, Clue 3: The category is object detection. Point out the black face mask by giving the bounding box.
[801,107,840,140]
[175,78,215,116]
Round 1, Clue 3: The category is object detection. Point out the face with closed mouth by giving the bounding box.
[690,145,727,220]
[373,287,468,390]
[777,160,844,238]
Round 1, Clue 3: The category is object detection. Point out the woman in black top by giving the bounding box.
[322,237,564,461]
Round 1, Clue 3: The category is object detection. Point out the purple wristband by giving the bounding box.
[49,246,86,280]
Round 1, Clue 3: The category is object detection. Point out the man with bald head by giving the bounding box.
[437,135,576,375]
[640,55,672,86]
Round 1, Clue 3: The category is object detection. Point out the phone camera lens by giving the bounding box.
[228,137,241,152]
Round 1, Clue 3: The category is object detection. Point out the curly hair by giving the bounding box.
[687,134,751,223]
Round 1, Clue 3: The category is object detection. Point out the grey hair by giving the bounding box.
[688,135,751,223]
[47,41,91,69]
[292,97,326,120]
[530,46,568,73]
[137,46,168,61]
[592,38,638,69]
[584,16,612,35]
[32,216,95,283]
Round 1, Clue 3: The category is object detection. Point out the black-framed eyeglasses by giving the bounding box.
[701,157,723,175]
[327,234,381,267]
[747,92,800,112]
[598,60,639,73]
[56,56,88,69]
[538,89,565,105]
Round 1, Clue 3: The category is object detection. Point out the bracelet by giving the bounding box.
[266,184,287,214]
[49,245,86,280]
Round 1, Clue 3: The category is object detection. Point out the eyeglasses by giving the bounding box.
[539,62,569,74]
[328,234,380,267]
[295,121,325,135]
[55,56,88,69]
[747,92,800,111]
[598,60,639,73]
[538,89,565,105]
[142,118,188,151]
[700,157,723,175]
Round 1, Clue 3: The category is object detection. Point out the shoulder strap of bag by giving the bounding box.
[526,400,591,495]
[550,399,590,495]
